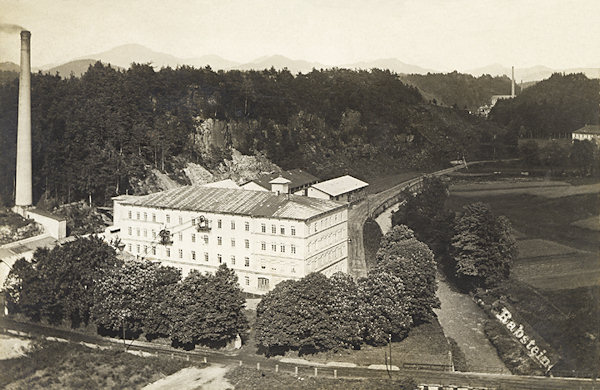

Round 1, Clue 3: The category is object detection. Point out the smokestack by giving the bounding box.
[511,66,515,97]
[15,30,32,208]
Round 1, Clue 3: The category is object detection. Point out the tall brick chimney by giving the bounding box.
[15,30,32,208]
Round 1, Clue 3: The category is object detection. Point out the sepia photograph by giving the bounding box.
[0,1,598,388]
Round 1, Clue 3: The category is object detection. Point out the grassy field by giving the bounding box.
[0,339,196,389]
[280,319,451,368]
[448,178,600,376]
[226,365,417,390]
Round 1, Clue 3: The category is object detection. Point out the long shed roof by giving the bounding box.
[116,186,346,221]
[310,175,369,197]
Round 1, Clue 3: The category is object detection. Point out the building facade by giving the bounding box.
[110,186,349,294]
[307,175,369,203]
[572,125,600,144]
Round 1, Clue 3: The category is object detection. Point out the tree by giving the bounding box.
[256,272,364,355]
[570,139,597,175]
[393,176,454,261]
[4,236,121,326]
[451,202,517,289]
[91,260,181,340]
[519,140,540,168]
[376,225,440,324]
[358,271,412,345]
[167,265,248,349]
[540,140,569,170]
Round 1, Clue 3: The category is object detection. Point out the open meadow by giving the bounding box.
[448,177,600,375]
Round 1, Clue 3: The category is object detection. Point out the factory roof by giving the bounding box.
[245,169,320,191]
[310,175,369,197]
[201,179,240,189]
[116,186,346,221]
[573,124,600,135]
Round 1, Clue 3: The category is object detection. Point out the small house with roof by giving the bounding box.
[572,125,600,144]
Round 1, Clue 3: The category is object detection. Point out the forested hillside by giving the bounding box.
[400,72,517,111]
[489,73,599,139]
[0,63,507,206]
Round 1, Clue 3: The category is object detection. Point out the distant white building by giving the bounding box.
[109,186,349,295]
[201,179,240,189]
[572,125,600,144]
[307,175,368,203]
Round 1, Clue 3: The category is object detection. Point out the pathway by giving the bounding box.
[434,275,509,374]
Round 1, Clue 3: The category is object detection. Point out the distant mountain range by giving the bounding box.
[467,63,600,83]
[1,43,598,81]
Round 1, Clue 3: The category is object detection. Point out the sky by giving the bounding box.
[1,0,599,71]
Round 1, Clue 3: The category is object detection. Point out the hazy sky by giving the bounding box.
[1,0,599,71]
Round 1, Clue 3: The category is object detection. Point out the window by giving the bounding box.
[231,255,236,265]
[152,246,156,255]
[218,254,222,264]
[191,234,196,243]
[191,251,196,260]
[166,248,171,257]
[203,235,209,244]
[128,211,132,219]
[136,212,140,220]
[291,267,296,273]
[258,277,270,291]
[245,276,250,286]
[191,218,196,226]
[136,244,140,253]
[245,222,250,231]
[271,244,277,252]
[245,239,250,249]
[127,244,132,252]
[166,214,170,223]
[261,223,266,233]
[231,221,235,230]
[231,238,236,247]
[178,249,183,258]
[280,226,285,235]
[136,228,140,236]
[204,252,209,262]
[179,216,183,225]
[152,230,156,239]
[280,244,285,253]
[261,242,266,251]
[128,227,132,236]
[143,212,147,221]
[217,219,222,228]
[178,232,182,241]
[291,244,296,254]
[291,226,296,236]
[152,213,156,222]
[143,229,147,237]
[143,245,148,254]
[217,236,222,246]
[271,225,276,234]
[244,257,250,267]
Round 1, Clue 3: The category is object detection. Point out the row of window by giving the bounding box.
[126,210,298,237]
[259,223,296,236]
[260,242,296,254]
[128,243,253,267]
[311,212,345,233]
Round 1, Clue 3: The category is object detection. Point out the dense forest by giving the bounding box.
[0,63,508,206]
[489,73,599,139]
[400,71,518,111]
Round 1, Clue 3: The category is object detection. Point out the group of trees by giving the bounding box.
[255,225,438,355]
[490,73,599,140]
[4,237,248,348]
[520,139,599,175]
[401,71,518,112]
[0,63,506,207]
[394,176,517,290]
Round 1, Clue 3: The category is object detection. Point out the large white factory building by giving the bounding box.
[110,184,349,294]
